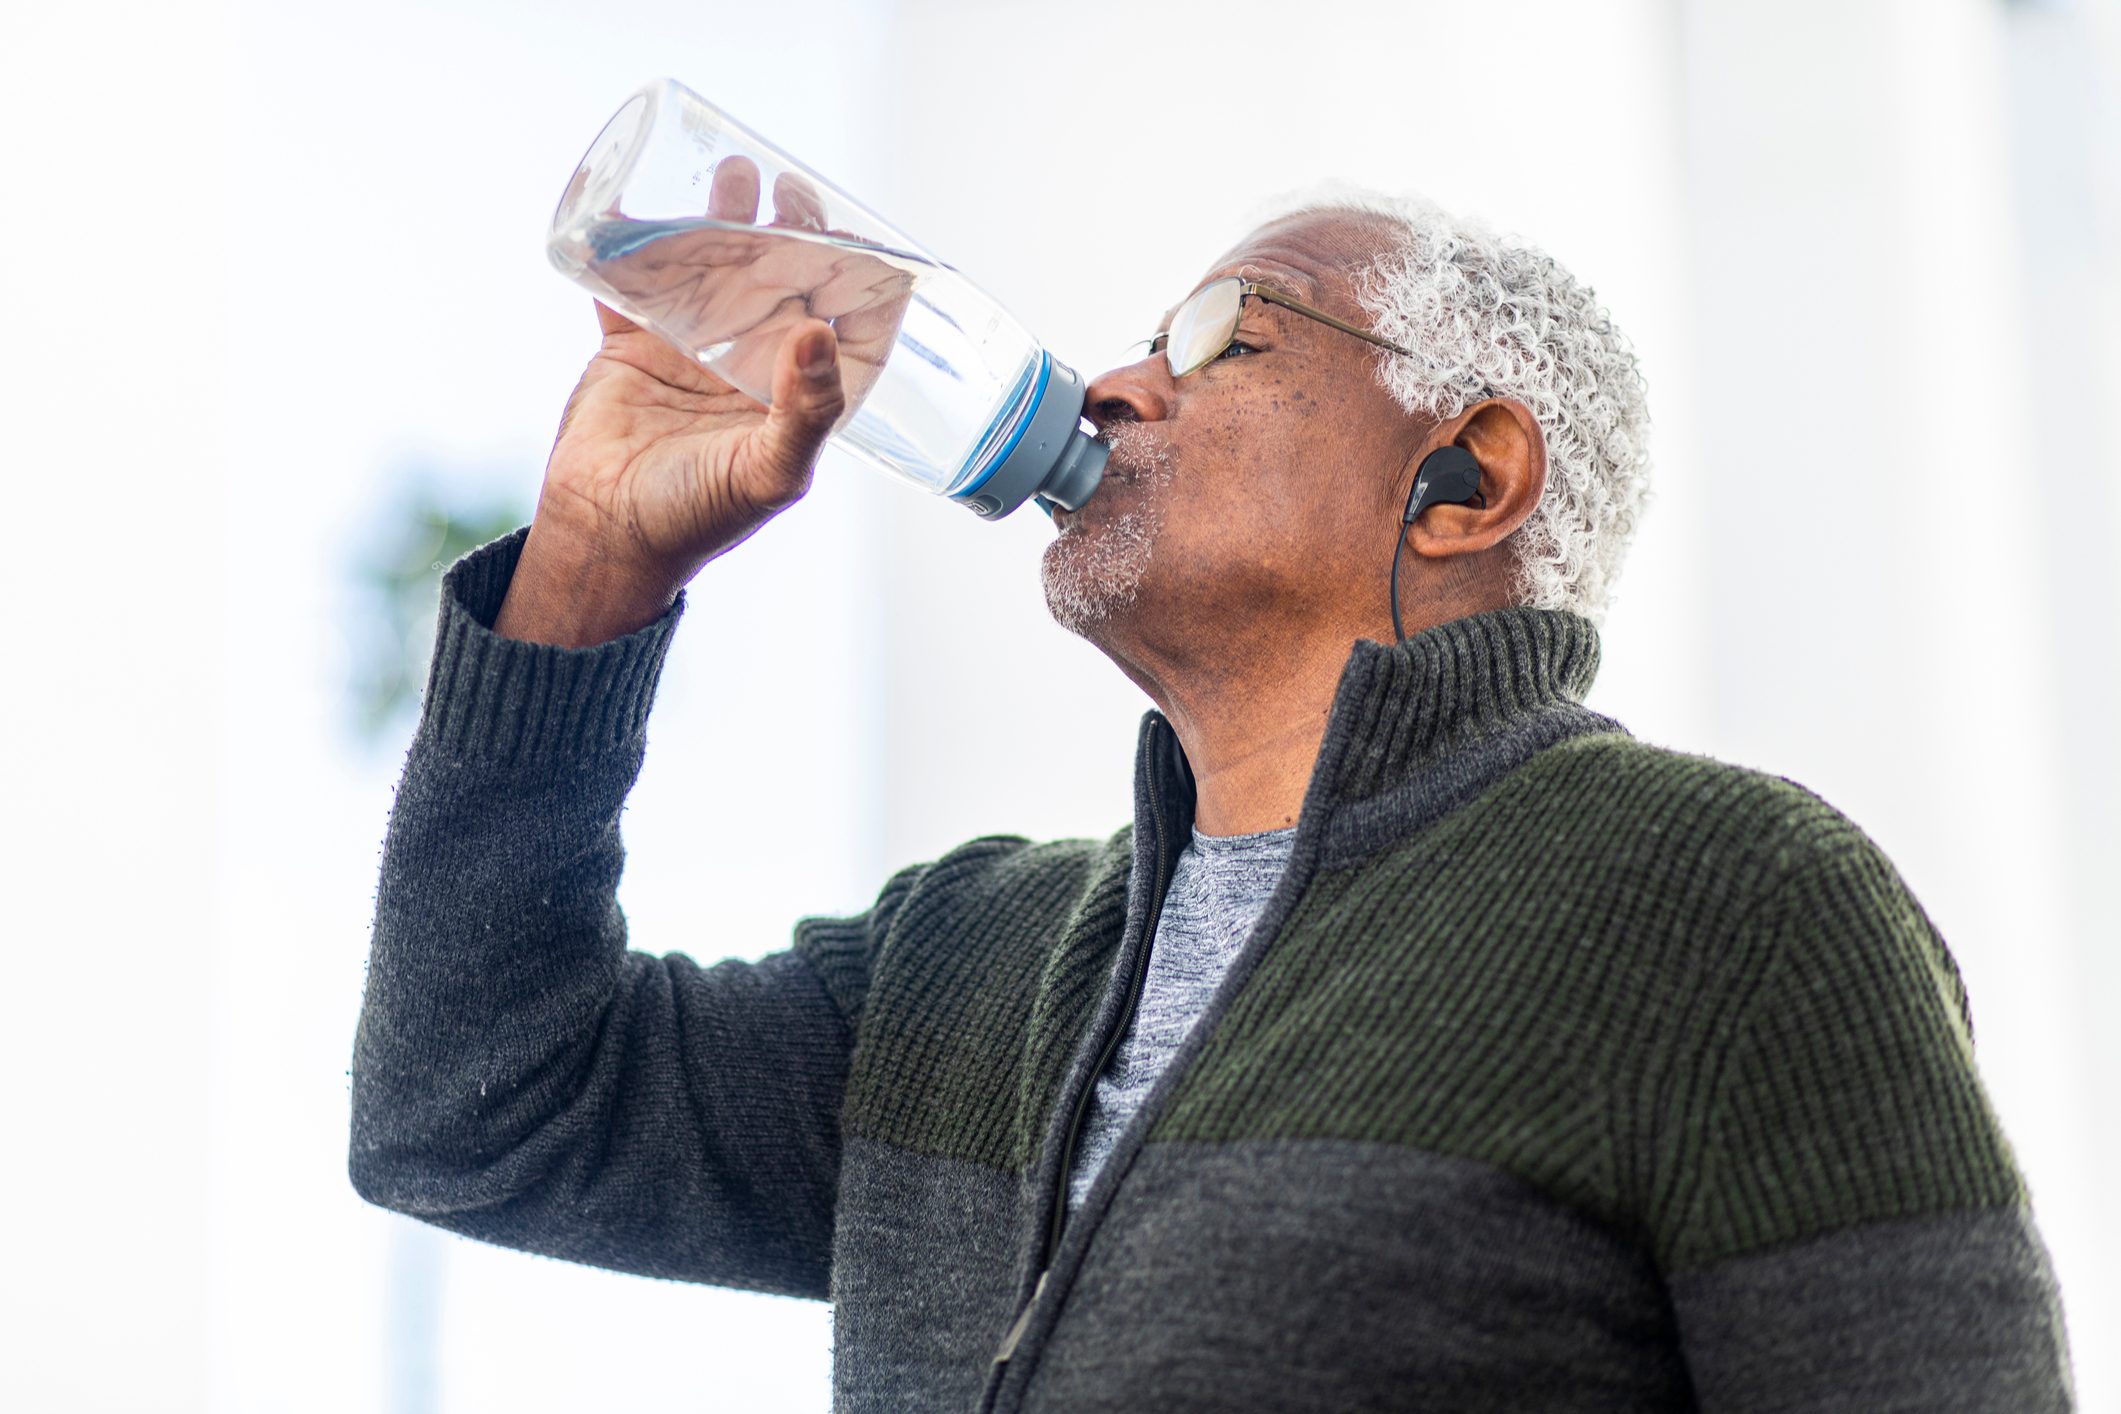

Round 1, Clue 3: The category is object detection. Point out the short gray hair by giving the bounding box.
[1244,184,1653,623]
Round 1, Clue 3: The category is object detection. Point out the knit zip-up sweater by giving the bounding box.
[352,525,2074,1412]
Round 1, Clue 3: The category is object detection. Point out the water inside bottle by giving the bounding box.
[550,212,1045,499]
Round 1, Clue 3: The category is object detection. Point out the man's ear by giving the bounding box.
[1405,397,1547,559]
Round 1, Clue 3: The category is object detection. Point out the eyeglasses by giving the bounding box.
[1134,275,1419,378]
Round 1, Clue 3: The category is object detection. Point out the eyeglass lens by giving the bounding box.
[1165,277,1245,377]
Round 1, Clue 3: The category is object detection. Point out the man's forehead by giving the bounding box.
[1162,211,1393,322]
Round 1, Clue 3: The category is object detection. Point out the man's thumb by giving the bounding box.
[758,320,847,482]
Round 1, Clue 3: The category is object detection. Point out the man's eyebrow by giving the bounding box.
[1235,263,1322,301]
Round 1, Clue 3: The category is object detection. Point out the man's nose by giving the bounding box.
[1082,355,1171,433]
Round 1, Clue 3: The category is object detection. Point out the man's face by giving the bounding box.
[1040,210,1428,654]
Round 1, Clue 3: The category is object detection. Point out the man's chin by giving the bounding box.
[1039,535,1150,640]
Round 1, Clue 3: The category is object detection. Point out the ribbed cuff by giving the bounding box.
[411,524,688,765]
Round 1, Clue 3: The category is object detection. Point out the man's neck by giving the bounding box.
[1130,634,1370,837]
[1169,700,1332,836]
[1099,593,1513,837]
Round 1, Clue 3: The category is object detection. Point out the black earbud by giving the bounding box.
[1402,445,1485,524]
[1391,446,1487,643]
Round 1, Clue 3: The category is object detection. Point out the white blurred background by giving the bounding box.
[4,0,2116,1408]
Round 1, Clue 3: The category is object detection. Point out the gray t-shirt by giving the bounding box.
[1065,820,1298,1212]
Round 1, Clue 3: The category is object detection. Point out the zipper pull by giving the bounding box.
[992,1270,1050,1366]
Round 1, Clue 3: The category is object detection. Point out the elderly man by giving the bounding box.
[351,188,2076,1411]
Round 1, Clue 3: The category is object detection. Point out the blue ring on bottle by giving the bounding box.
[950,350,1053,502]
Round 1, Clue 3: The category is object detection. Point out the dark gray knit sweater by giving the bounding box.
[351,524,2076,1412]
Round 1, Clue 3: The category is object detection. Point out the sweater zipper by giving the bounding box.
[990,753,1174,1375]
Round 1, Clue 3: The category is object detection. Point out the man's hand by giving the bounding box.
[497,160,914,645]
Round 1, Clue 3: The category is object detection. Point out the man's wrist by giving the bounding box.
[490,519,680,648]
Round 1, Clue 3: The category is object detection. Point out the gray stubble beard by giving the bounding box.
[1039,424,1176,638]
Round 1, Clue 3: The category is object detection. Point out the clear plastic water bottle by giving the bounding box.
[546,77,1109,520]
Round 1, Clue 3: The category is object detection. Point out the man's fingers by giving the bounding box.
[772,172,828,233]
[707,156,762,224]
[594,299,641,338]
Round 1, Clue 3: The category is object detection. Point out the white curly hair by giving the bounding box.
[1242,184,1653,623]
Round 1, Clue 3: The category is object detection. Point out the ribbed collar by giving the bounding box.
[1136,605,1610,849]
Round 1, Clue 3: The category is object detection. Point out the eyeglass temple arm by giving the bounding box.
[1245,284,1419,359]
[1124,282,1418,359]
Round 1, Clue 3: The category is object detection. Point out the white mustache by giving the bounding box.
[1095,423,1173,485]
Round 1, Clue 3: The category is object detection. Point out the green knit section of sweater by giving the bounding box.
[1148,732,2023,1273]
[801,829,1134,1174]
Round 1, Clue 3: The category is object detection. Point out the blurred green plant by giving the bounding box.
[345,476,530,750]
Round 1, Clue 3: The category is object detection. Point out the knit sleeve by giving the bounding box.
[1659,816,2076,1410]
[348,525,902,1300]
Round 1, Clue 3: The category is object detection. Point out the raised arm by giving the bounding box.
[348,527,925,1298]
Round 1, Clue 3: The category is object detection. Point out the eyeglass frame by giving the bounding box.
[1133,275,1420,378]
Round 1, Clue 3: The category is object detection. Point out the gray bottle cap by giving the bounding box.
[953,357,1111,520]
